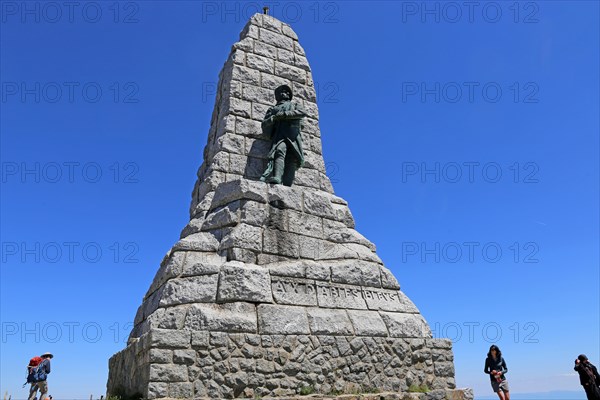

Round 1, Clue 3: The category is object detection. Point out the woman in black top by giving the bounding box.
[484,345,510,400]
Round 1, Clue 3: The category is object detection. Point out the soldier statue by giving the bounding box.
[259,85,306,186]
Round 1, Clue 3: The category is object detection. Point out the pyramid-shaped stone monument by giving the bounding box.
[107,13,472,400]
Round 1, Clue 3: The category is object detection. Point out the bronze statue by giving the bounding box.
[259,85,306,186]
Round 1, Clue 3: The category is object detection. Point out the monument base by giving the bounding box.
[108,329,468,399]
[107,178,466,399]
[260,390,474,400]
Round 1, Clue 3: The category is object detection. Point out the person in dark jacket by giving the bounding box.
[484,345,510,400]
[574,354,600,400]
[28,352,52,400]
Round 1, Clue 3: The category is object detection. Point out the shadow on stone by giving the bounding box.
[244,139,269,180]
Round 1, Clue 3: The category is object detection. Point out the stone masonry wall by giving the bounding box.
[110,330,456,399]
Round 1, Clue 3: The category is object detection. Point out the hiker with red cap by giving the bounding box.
[26,352,53,400]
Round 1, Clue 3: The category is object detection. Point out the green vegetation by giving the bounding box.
[362,386,381,394]
[105,395,142,400]
[106,387,143,400]
[408,384,430,393]
[321,385,382,396]
[298,385,315,395]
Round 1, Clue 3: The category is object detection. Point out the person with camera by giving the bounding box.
[484,345,510,400]
[575,354,600,400]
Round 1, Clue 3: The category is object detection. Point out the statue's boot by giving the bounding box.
[265,156,285,184]
[282,161,296,187]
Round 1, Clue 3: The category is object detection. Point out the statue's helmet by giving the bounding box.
[274,84,293,101]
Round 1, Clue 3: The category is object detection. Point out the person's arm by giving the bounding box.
[261,108,276,136]
[279,103,307,120]
[44,359,51,374]
[484,358,491,374]
[291,103,308,119]
[499,358,508,375]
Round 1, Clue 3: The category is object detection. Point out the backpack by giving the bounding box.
[28,356,42,368]
[26,357,46,383]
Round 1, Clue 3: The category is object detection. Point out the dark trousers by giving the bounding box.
[273,141,297,186]
[583,383,600,400]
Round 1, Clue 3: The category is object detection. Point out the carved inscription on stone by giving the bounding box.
[316,282,367,309]
[272,277,416,312]
[363,288,417,313]
[271,277,317,306]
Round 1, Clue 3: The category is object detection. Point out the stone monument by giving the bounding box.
[107,13,472,400]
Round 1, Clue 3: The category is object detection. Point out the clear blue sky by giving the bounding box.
[1,1,598,399]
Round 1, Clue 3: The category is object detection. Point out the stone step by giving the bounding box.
[202,387,474,400]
